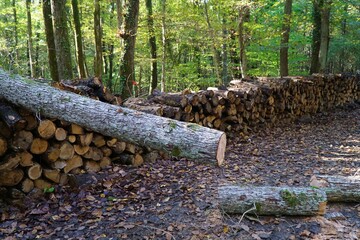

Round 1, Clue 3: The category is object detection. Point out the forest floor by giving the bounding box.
[1,103,359,240]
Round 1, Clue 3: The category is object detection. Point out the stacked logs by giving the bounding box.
[0,103,162,193]
[125,75,359,135]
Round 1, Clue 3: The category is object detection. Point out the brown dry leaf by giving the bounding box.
[103,180,113,188]
[86,195,96,201]
[91,209,103,218]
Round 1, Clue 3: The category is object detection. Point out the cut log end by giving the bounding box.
[216,133,226,166]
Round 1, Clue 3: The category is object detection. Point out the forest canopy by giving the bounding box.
[0,0,359,98]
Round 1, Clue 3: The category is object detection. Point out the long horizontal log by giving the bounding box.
[0,69,226,165]
[218,185,327,216]
[310,175,360,202]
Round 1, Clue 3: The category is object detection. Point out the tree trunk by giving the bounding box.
[119,0,140,99]
[52,0,73,80]
[0,69,226,165]
[310,0,323,74]
[72,0,87,79]
[26,0,35,78]
[204,1,222,85]
[94,0,103,79]
[43,0,59,82]
[310,175,360,202]
[146,0,158,94]
[219,185,327,216]
[319,1,331,73]
[221,17,229,85]
[12,0,19,70]
[280,0,293,77]
[161,0,166,92]
[238,5,250,78]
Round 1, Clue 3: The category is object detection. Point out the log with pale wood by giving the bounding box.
[218,185,327,216]
[310,175,360,202]
[0,69,226,165]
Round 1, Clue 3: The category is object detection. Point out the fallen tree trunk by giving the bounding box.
[218,185,327,216]
[0,69,226,165]
[310,175,360,202]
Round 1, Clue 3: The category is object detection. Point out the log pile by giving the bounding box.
[125,75,359,135]
[0,102,162,192]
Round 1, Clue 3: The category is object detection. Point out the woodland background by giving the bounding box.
[0,0,359,98]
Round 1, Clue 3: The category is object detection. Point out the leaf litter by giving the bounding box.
[0,103,359,239]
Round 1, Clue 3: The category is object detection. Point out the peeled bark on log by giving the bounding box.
[310,175,360,202]
[0,169,24,186]
[218,186,327,216]
[0,70,226,165]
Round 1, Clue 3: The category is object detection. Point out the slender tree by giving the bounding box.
[94,0,103,79]
[72,0,87,78]
[160,0,166,92]
[26,0,35,77]
[12,0,18,70]
[146,0,158,94]
[43,0,59,81]
[319,0,331,73]
[280,0,293,77]
[119,0,140,98]
[52,0,73,80]
[310,0,323,74]
[238,5,250,78]
[203,0,222,85]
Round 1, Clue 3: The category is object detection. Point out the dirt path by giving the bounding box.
[1,104,359,240]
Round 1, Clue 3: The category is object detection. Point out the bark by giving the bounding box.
[161,0,166,92]
[319,1,331,73]
[72,0,87,79]
[0,69,226,165]
[94,0,103,79]
[221,17,229,85]
[204,1,222,85]
[52,0,73,80]
[12,0,19,68]
[146,0,158,94]
[280,0,293,77]
[310,175,360,202]
[310,0,323,74]
[26,0,35,78]
[219,185,327,216]
[119,0,140,99]
[43,0,59,82]
[238,6,250,78]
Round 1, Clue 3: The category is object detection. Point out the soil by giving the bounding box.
[1,103,359,240]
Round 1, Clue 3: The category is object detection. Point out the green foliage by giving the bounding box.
[0,0,358,92]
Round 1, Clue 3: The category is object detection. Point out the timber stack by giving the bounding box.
[125,74,359,135]
[0,102,162,193]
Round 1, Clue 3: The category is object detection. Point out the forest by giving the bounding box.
[0,0,359,99]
